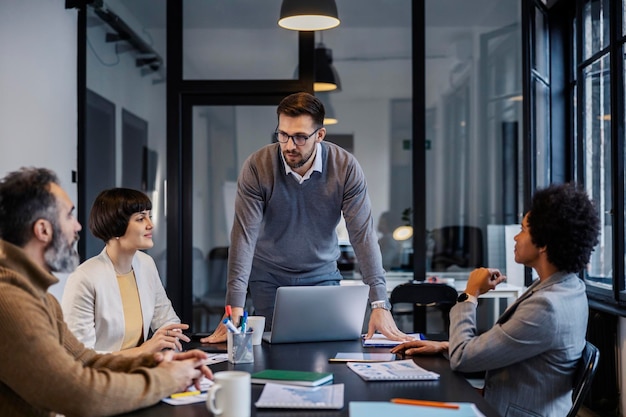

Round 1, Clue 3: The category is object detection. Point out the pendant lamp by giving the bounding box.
[278,0,340,31]
[316,92,338,125]
[314,44,341,92]
[392,225,414,241]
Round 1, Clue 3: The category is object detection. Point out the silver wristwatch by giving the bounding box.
[370,300,391,310]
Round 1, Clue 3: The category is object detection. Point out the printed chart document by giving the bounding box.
[347,359,440,381]
[362,333,424,347]
[349,401,486,417]
[255,383,344,409]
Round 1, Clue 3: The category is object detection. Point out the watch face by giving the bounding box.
[457,293,469,302]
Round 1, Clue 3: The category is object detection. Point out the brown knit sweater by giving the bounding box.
[0,240,180,417]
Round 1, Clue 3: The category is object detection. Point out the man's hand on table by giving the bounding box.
[154,349,214,391]
[201,306,244,344]
[365,308,413,341]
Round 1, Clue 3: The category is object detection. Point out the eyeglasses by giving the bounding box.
[273,127,321,146]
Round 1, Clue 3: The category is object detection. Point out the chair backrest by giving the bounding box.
[567,341,600,417]
[192,246,230,328]
[431,225,483,271]
[192,246,209,295]
[207,246,229,294]
[389,282,458,334]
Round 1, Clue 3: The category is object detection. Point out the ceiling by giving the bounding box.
[121,0,518,31]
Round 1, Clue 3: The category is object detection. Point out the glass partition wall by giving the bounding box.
[182,1,413,330]
[81,0,168,277]
[81,0,529,331]
[424,1,523,290]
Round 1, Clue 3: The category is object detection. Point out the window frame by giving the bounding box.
[571,0,626,312]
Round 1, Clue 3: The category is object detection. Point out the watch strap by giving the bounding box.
[457,293,478,305]
[370,300,391,310]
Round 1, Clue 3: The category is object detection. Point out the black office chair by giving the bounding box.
[567,341,600,417]
[389,282,458,334]
[194,246,229,329]
[431,225,483,271]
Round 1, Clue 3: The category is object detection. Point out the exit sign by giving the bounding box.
[402,139,431,150]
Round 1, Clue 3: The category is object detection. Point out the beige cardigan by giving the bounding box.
[0,240,179,417]
[62,248,180,353]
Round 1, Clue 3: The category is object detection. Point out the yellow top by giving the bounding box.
[116,270,143,350]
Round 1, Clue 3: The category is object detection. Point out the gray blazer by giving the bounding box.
[448,272,588,417]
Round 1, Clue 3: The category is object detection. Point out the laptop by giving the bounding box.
[262,285,369,344]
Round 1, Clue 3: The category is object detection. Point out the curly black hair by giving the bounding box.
[527,183,600,273]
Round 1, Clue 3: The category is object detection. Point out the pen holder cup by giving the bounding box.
[227,332,254,364]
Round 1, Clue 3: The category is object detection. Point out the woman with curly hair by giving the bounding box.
[392,182,600,417]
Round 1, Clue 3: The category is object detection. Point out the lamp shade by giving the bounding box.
[392,225,414,241]
[316,92,338,125]
[278,0,340,31]
[314,45,341,92]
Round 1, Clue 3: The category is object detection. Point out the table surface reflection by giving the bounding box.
[115,339,499,417]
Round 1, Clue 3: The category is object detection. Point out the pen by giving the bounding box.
[225,305,232,323]
[240,310,248,334]
[391,398,460,409]
[170,390,203,399]
[222,318,240,334]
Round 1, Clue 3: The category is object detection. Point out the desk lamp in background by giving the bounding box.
[392,208,414,271]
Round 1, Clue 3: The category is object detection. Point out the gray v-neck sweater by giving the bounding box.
[226,141,387,306]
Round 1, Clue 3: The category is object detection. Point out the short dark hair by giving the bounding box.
[527,182,600,273]
[276,92,325,127]
[89,188,152,242]
[0,167,60,247]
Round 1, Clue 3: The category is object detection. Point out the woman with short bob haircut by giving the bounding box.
[62,188,190,356]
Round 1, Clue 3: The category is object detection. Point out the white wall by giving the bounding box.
[0,0,77,191]
[0,0,77,299]
[85,1,168,258]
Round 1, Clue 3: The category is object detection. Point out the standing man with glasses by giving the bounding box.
[204,92,409,343]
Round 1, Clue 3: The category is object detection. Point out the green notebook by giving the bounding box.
[250,369,333,387]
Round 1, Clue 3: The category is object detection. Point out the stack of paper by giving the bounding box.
[362,333,423,347]
[161,376,214,406]
[329,352,397,362]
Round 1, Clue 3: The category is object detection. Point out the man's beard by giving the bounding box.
[44,225,80,273]
[284,146,315,170]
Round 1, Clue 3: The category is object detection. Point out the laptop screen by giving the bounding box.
[263,285,369,344]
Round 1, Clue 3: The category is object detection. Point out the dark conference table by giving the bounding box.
[117,339,499,417]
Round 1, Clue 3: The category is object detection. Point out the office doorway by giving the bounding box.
[185,103,277,331]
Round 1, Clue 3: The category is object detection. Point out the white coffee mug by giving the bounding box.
[246,316,266,345]
[206,371,251,417]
